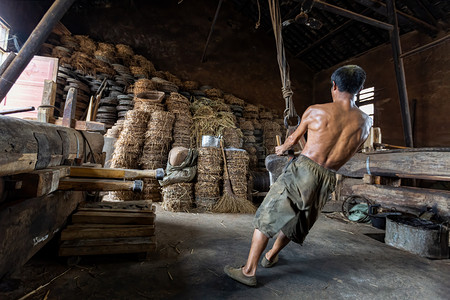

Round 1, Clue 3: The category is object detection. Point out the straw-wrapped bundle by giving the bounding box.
[222,127,243,148]
[52,46,71,59]
[259,111,273,120]
[134,79,156,97]
[222,149,250,200]
[74,35,96,55]
[71,51,95,75]
[191,106,218,148]
[161,183,194,212]
[133,55,156,75]
[60,35,79,51]
[263,121,282,154]
[116,44,134,62]
[182,81,199,92]
[130,66,149,79]
[195,147,223,210]
[205,88,223,98]
[94,49,116,64]
[140,111,175,200]
[151,77,179,93]
[163,71,182,87]
[93,58,116,76]
[167,93,192,148]
[224,94,245,106]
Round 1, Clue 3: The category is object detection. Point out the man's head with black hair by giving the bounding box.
[331,65,366,95]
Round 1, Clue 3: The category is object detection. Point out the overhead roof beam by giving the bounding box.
[352,0,438,33]
[312,0,393,31]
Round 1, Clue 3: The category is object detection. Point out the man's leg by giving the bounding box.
[264,230,290,262]
[242,228,269,276]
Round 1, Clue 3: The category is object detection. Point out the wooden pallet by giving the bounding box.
[59,200,156,257]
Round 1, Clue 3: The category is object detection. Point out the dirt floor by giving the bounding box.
[1,204,449,300]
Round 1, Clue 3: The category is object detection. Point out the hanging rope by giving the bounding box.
[268,0,298,127]
[255,0,261,29]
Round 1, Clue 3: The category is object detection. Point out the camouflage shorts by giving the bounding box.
[253,155,336,244]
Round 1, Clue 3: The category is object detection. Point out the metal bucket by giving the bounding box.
[201,135,220,148]
[385,215,449,259]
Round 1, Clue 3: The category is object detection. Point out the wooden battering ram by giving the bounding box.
[0,115,164,278]
[337,148,450,221]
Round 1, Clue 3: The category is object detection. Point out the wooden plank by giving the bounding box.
[58,178,141,191]
[10,166,70,198]
[67,224,153,229]
[0,191,84,278]
[338,149,450,178]
[59,237,156,256]
[37,80,57,123]
[61,225,155,240]
[350,184,450,220]
[54,119,106,132]
[71,211,155,225]
[77,208,155,214]
[78,200,154,210]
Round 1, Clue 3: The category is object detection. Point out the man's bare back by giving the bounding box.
[276,78,372,171]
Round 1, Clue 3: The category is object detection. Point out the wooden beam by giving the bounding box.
[352,0,438,33]
[0,191,84,278]
[400,34,450,58]
[10,166,70,199]
[387,0,414,147]
[338,149,450,178]
[0,0,77,102]
[350,184,450,220]
[54,119,106,132]
[294,9,372,58]
[312,0,393,31]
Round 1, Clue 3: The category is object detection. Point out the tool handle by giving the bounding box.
[276,135,281,147]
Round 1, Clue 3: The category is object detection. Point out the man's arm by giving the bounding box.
[275,108,311,156]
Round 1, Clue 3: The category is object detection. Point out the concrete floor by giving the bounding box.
[1,204,449,300]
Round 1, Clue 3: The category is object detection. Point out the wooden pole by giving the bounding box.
[0,0,76,103]
[386,0,414,147]
[201,0,224,63]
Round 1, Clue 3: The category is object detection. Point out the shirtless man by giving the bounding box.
[224,65,373,286]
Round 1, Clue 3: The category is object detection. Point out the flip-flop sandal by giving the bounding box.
[261,254,278,268]
[224,265,257,287]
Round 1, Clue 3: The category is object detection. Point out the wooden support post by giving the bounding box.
[62,87,77,128]
[387,0,414,147]
[37,80,57,123]
[0,0,77,103]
